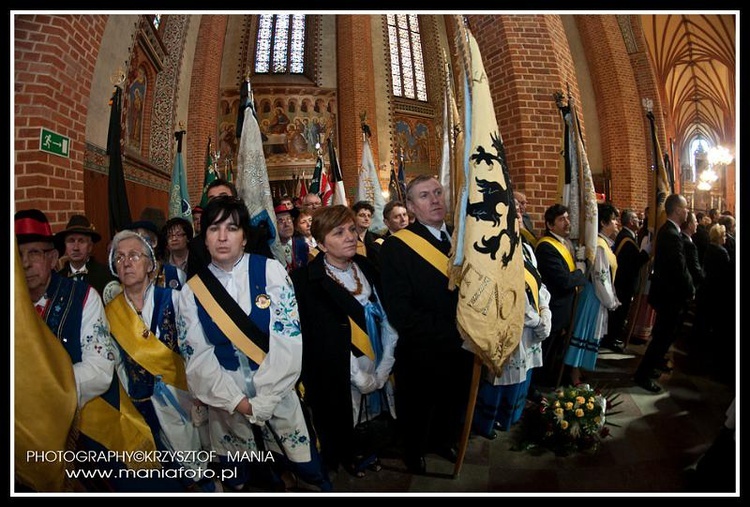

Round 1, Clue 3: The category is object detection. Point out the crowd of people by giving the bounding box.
[15,175,737,492]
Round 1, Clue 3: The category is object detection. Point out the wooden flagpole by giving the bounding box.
[453,354,482,478]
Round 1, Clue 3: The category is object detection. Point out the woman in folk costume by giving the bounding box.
[563,203,621,385]
[177,196,331,492]
[472,200,552,438]
[105,230,216,492]
[291,205,397,478]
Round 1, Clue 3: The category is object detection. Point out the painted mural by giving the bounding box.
[394,116,434,177]
[217,87,338,177]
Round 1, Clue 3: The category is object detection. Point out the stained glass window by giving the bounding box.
[152,15,161,30]
[255,14,306,74]
[386,14,427,101]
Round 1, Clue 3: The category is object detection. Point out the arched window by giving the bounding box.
[151,14,162,30]
[255,14,306,74]
[386,14,427,102]
[691,137,709,183]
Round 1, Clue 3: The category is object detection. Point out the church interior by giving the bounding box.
[12,12,737,495]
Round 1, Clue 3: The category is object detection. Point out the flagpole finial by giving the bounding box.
[110,66,126,87]
[360,111,372,138]
[642,98,654,114]
[553,90,566,110]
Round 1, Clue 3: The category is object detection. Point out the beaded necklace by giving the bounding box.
[324,257,363,296]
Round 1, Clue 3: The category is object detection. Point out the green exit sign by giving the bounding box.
[39,128,70,158]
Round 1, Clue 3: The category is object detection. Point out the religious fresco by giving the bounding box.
[393,116,434,178]
[126,66,147,153]
[217,87,338,180]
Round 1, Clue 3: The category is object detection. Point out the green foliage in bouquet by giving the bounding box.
[512,384,622,456]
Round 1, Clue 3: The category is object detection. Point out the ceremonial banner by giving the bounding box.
[107,85,132,236]
[451,28,525,376]
[646,109,672,246]
[357,130,387,234]
[199,137,217,208]
[14,245,78,491]
[328,138,347,206]
[557,92,598,265]
[235,78,286,265]
[168,128,191,220]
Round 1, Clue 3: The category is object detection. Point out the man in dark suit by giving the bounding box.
[534,204,587,387]
[604,209,650,351]
[379,175,473,475]
[634,194,694,393]
[54,214,117,300]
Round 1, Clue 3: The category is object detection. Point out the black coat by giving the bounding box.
[534,233,587,333]
[648,220,694,313]
[379,221,461,357]
[291,253,381,470]
[613,228,649,302]
[378,221,473,455]
[681,232,704,291]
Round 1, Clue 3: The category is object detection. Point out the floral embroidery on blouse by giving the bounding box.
[271,279,301,339]
[86,316,116,362]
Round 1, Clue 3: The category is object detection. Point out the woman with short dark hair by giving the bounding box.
[291,205,398,478]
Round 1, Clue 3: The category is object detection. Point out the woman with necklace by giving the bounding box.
[291,205,398,478]
[105,229,215,492]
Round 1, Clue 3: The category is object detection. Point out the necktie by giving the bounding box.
[69,268,87,278]
[439,230,451,254]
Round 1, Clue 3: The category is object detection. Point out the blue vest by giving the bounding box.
[196,255,271,371]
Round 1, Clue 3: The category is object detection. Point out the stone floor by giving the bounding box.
[317,332,738,497]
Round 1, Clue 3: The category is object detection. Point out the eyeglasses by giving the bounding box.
[114,252,147,265]
[21,248,55,263]
[167,231,186,239]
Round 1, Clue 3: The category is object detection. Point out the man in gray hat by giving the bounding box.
[55,214,117,298]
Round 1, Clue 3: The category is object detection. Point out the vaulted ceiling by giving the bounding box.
[640,14,736,158]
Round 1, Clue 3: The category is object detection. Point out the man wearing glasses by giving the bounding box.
[15,208,116,409]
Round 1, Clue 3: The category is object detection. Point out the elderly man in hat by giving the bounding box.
[16,209,116,408]
[55,214,117,298]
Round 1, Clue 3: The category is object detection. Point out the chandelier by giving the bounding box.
[697,145,733,191]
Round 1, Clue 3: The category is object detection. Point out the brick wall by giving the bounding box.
[186,15,227,204]
[467,15,579,233]
[14,15,107,229]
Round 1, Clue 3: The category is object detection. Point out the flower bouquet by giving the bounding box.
[513,384,621,456]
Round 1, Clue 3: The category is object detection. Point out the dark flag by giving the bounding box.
[328,138,347,205]
[646,109,671,239]
[308,154,323,195]
[107,86,132,236]
[397,150,407,202]
[199,137,217,208]
[388,161,401,202]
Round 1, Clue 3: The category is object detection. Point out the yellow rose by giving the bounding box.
[588,397,595,403]
[565,402,574,410]
[576,396,586,405]
[554,400,561,408]
[554,407,564,417]
[594,416,602,424]
[586,402,595,410]
[575,408,584,417]
[560,420,569,430]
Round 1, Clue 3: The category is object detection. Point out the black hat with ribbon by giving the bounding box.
[15,209,55,245]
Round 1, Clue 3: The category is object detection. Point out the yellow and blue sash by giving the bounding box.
[392,228,450,278]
